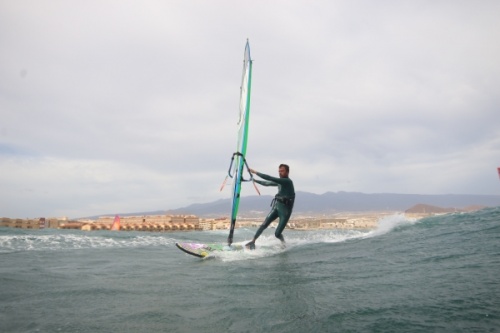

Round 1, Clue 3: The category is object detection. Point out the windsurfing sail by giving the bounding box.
[225,40,254,246]
[111,215,120,231]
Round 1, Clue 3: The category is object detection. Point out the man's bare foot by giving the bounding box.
[245,241,256,250]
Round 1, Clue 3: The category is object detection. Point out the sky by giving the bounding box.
[1,1,499,218]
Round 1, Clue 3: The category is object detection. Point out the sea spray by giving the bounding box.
[366,213,419,237]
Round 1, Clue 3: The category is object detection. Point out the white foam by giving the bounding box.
[0,233,177,252]
[211,241,284,262]
[210,229,370,262]
[209,214,420,262]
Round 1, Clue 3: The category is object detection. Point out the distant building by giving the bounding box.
[0,217,65,229]
[1,214,382,232]
[90,214,201,232]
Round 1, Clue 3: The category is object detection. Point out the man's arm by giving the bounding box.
[254,179,277,187]
[250,168,288,185]
[249,169,278,186]
[255,171,288,185]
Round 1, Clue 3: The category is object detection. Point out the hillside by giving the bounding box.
[165,191,500,217]
[405,203,488,214]
[88,191,500,219]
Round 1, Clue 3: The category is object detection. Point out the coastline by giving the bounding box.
[0,211,431,232]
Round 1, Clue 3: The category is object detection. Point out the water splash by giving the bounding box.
[365,213,418,238]
[208,214,420,262]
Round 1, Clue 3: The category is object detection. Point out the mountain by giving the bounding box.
[163,191,500,217]
[405,203,488,214]
[85,191,500,219]
[405,204,458,214]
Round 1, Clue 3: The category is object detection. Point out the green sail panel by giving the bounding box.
[228,40,253,245]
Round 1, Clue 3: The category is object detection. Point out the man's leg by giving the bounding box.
[246,208,278,249]
[274,206,292,248]
[276,234,285,248]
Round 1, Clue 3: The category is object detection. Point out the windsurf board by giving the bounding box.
[175,242,245,258]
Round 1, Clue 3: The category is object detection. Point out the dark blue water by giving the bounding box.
[1,208,499,332]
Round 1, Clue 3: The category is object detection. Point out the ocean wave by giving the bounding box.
[0,232,177,253]
[364,213,419,238]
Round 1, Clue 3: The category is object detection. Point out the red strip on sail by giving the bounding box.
[111,215,120,231]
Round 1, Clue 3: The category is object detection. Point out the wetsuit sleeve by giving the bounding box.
[254,179,277,187]
[256,172,295,198]
[256,172,287,185]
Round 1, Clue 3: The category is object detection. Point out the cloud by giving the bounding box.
[1,1,499,218]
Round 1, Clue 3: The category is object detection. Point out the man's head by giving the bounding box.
[278,164,290,178]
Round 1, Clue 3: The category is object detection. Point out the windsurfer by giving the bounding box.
[245,164,295,250]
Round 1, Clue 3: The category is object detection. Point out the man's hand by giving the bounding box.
[249,168,257,174]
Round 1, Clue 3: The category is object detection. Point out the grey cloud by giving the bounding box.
[1,1,499,217]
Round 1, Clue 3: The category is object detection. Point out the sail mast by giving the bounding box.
[227,40,253,246]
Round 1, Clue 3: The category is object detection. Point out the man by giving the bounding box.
[245,164,295,249]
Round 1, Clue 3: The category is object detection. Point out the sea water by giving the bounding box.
[1,207,499,332]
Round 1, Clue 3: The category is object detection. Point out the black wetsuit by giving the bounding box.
[253,171,295,241]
